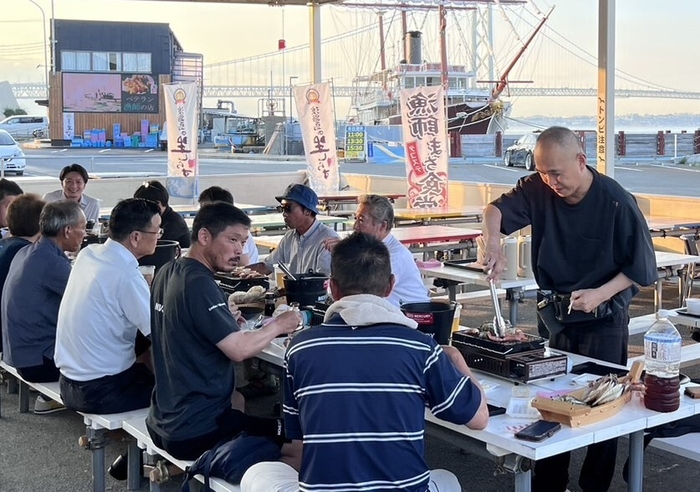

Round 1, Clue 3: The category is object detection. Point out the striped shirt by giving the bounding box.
[284,315,482,492]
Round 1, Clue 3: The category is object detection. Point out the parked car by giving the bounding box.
[0,115,49,140]
[504,133,538,171]
[0,130,26,176]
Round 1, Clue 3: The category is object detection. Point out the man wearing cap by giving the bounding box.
[249,184,339,275]
[43,163,100,223]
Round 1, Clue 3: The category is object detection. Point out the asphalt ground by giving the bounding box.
[2,281,700,491]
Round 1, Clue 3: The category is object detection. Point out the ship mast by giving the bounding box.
[491,7,554,101]
[439,3,449,92]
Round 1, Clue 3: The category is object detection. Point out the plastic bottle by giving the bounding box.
[643,311,682,412]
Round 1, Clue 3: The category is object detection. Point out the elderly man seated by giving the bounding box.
[248,184,338,276]
[1,201,86,414]
[43,164,100,223]
[325,194,429,307]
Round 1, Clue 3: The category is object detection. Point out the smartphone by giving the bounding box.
[684,386,700,399]
[514,420,561,442]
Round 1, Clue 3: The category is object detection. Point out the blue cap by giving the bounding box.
[276,184,319,214]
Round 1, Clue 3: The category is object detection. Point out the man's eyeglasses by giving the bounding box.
[137,228,164,238]
[277,204,296,213]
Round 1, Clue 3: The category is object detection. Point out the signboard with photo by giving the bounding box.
[62,73,159,113]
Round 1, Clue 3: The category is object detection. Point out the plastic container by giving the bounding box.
[401,301,457,345]
[643,311,682,412]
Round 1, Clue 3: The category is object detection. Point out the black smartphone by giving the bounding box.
[514,420,561,442]
[487,403,506,416]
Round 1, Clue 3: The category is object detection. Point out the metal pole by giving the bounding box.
[50,0,56,74]
[289,76,298,124]
[27,0,49,98]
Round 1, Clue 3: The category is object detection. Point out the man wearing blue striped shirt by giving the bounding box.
[241,232,488,492]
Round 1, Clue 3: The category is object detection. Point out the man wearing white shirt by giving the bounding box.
[55,198,161,414]
[43,164,100,223]
[325,194,429,307]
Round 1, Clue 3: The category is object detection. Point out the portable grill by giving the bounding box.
[452,330,568,383]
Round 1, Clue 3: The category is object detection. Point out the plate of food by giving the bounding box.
[122,74,156,95]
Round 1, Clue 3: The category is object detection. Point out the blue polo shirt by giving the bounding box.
[1,237,71,368]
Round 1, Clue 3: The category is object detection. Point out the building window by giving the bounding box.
[60,50,150,73]
[137,53,151,73]
[108,53,121,71]
[92,52,109,71]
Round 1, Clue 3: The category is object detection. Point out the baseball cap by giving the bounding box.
[276,184,319,214]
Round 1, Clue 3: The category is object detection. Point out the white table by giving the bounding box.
[257,340,700,492]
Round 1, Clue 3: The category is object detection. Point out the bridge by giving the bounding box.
[11,82,700,101]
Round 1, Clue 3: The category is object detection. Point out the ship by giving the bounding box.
[350,8,551,135]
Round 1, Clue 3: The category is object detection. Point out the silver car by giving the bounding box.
[504,133,538,171]
[0,130,26,176]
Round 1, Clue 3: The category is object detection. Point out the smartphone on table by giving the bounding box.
[514,419,561,442]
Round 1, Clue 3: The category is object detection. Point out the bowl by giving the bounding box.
[686,298,700,315]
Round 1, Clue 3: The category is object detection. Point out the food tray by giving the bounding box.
[452,330,546,355]
[531,388,632,427]
[674,308,700,319]
[444,259,488,272]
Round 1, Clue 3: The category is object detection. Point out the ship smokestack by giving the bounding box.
[404,31,422,65]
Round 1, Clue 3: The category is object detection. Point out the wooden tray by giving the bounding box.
[531,360,643,427]
[531,388,632,427]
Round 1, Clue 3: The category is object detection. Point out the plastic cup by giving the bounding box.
[138,265,156,286]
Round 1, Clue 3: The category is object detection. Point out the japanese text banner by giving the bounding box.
[163,82,198,199]
[294,83,339,194]
[400,85,449,208]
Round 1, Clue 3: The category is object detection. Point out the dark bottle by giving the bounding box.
[264,293,277,317]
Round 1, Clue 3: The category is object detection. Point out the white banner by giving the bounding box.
[63,112,74,140]
[294,83,339,194]
[163,82,199,199]
[399,85,449,208]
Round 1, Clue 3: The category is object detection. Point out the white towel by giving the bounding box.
[323,294,418,329]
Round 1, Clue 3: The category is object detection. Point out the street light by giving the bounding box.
[27,0,49,99]
[289,76,298,124]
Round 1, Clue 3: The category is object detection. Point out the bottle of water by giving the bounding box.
[643,311,682,412]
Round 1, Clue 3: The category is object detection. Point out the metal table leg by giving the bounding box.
[513,469,532,492]
[18,381,30,413]
[87,427,107,492]
[127,441,142,491]
[628,430,644,492]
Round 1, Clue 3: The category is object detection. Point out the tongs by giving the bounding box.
[278,262,297,281]
[488,277,508,338]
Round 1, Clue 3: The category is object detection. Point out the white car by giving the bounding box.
[0,130,26,176]
[0,115,48,139]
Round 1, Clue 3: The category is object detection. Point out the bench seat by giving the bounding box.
[122,416,242,492]
[649,432,700,461]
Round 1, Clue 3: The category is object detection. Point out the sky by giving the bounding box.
[3,0,700,121]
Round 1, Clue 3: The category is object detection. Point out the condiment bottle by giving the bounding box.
[644,310,682,412]
[264,292,277,317]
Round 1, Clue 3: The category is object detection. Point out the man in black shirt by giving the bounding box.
[482,126,657,492]
[147,202,302,469]
[133,180,190,248]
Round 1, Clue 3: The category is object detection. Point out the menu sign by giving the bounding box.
[344,125,367,162]
[121,74,159,113]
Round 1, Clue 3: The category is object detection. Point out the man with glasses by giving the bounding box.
[249,184,339,275]
[324,194,429,307]
[55,199,161,420]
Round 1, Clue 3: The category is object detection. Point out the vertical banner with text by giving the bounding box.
[400,85,449,208]
[62,113,75,140]
[163,82,199,199]
[294,83,340,193]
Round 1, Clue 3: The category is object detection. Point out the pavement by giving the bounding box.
[2,283,700,491]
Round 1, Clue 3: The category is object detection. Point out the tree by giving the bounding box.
[3,108,28,118]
